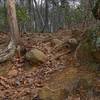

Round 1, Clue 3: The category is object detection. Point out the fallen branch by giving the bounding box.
[52,50,71,60]
[52,38,78,53]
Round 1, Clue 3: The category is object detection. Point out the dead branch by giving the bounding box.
[52,50,71,60]
[52,38,78,53]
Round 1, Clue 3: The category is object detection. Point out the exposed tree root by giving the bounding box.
[0,40,16,63]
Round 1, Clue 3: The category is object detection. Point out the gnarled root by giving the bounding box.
[0,40,16,63]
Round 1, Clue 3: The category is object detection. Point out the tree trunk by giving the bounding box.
[44,0,49,32]
[7,0,20,45]
[34,0,45,31]
[28,0,33,31]
[0,0,20,63]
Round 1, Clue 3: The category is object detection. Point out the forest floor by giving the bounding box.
[0,29,99,100]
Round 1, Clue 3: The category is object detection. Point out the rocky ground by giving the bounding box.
[0,29,99,100]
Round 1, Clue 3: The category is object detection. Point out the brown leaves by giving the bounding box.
[0,76,10,89]
[13,56,25,67]
[0,30,99,99]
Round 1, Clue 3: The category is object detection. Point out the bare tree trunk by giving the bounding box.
[0,0,20,63]
[27,0,33,32]
[34,0,45,30]
[7,0,20,45]
[44,0,49,32]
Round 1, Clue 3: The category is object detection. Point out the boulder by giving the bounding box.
[25,48,47,64]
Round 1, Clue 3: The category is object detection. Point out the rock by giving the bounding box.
[68,38,78,45]
[51,39,62,46]
[25,48,47,64]
[38,87,68,100]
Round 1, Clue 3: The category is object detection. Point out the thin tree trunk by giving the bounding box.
[28,0,33,31]
[44,0,49,32]
[34,0,45,30]
[7,0,20,45]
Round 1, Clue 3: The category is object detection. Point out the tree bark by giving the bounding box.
[34,0,45,30]
[0,0,21,63]
[7,0,20,45]
[44,0,49,32]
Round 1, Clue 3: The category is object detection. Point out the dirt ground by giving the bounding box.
[0,30,99,100]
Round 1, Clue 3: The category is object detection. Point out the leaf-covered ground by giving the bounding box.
[0,30,99,100]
